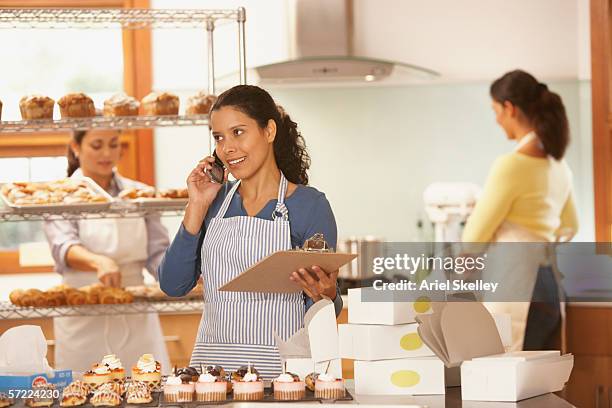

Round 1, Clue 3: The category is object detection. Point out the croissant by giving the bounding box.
[9,289,24,306]
[21,289,46,307]
[66,290,87,306]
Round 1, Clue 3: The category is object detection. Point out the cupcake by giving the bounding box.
[131,353,161,391]
[314,373,345,399]
[83,364,112,390]
[273,372,305,401]
[231,365,264,401]
[126,381,152,404]
[176,366,199,383]
[100,354,125,384]
[60,381,90,407]
[163,373,194,403]
[195,372,227,402]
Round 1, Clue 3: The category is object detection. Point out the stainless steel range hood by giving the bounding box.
[253,0,439,84]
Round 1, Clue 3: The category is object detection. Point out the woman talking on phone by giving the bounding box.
[158,85,342,379]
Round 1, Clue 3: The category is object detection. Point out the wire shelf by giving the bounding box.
[0,201,188,222]
[0,114,209,133]
[0,299,204,319]
[0,8,243,29]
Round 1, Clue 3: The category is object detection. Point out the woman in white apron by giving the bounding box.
[462,70,579,351]
[43,130,171,373]
[158,85,343,380]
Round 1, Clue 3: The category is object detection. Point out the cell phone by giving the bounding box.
[205,151,225,184]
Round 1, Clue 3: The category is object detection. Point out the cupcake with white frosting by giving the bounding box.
[131,354,161,391]
[195,371,227,402]
[231,365,264,401]
[163,373,194,403]
[100,354,125,384]
[273,372,305,400]
[314,373,345,399]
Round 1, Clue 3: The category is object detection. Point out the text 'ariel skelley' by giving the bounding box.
[372,279,499,293]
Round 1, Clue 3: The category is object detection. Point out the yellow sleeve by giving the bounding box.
[556,191,579,240]
[462,155,519,243]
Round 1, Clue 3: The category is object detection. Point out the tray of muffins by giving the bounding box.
[160,364,351,405]
[0,91,216,132]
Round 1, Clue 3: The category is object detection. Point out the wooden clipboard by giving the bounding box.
[218,251,357,293]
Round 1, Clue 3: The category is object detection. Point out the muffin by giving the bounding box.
[126,381,152,404]
[273,372,305,401]
[231,365,264,401]
[103,94,140,117]
[163,374,194,403]
[60,381,90,407]
[131,353,162,391]
[185,91,216,115]
[19,95,55,120]
[141,91,179,116]
[58,93,96,118]
[314,373,345,399]
[195,373,227,402]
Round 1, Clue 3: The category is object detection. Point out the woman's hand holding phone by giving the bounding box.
[184,156,228,235]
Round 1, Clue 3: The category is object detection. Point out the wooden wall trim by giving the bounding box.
[590,0,612,242]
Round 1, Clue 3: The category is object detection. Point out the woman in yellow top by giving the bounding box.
[462,70,579,350]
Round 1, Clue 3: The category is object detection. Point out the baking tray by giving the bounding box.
[0,177,113,214]
[11,391,160,408]
[159,388,353,406]
[119,198,188,209]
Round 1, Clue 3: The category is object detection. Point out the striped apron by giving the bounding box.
[190,173,305,380]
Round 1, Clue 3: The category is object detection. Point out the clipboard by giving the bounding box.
[218,250,357,293]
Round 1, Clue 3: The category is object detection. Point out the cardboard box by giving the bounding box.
[0,370,72,393]
[415,303,574,401]
[354,357,445,395]
[282,358,342,381]
[339,323,434,360]
[461,351,573,402]
[348,287,433,325]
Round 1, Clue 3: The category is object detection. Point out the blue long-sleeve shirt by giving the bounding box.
[159,181,343,316]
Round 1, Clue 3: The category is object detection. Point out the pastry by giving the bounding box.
[0,393,13,408]
[157,188,188,199]
[83,366,112,390]
[58,93,96,118]
[90,388,121,407]
[20,289,46,307]
[19,95,55,120]
[185,91,216,115]
[97,382,124,397]
[60,381,90,407]
[101,354,125,384]
[273,372,305,401]
[126,381,152,404]
[103,94,140,117]
[231,365,264,401]
[131,354,162,391]
[65,289,87,305]
[195,365,227,402]
[8,289,24,306]
[118,188,155,200]
[2,179,108,206]
[314,373,345,399]
[25,384,55,407]
[305,372,318,392]
[176,366,199,383]
[163,374,194,403]
[141,92,179,116]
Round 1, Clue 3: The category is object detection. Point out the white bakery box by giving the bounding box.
[416,302,573,402]
[348,287,434,325]
[276,299,343,381]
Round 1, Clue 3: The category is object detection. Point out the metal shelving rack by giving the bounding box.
[0,299,204,319]
[0,8,244,319]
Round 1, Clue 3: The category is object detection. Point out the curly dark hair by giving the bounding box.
[210,85,311,185]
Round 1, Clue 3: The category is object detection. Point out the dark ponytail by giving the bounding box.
[490,70,569,160]
[210,85,311,185]
[67,130,86,177]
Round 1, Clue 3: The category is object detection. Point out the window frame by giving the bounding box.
[0,0,154,274]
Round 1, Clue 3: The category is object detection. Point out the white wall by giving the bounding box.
[150,0,595,241]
